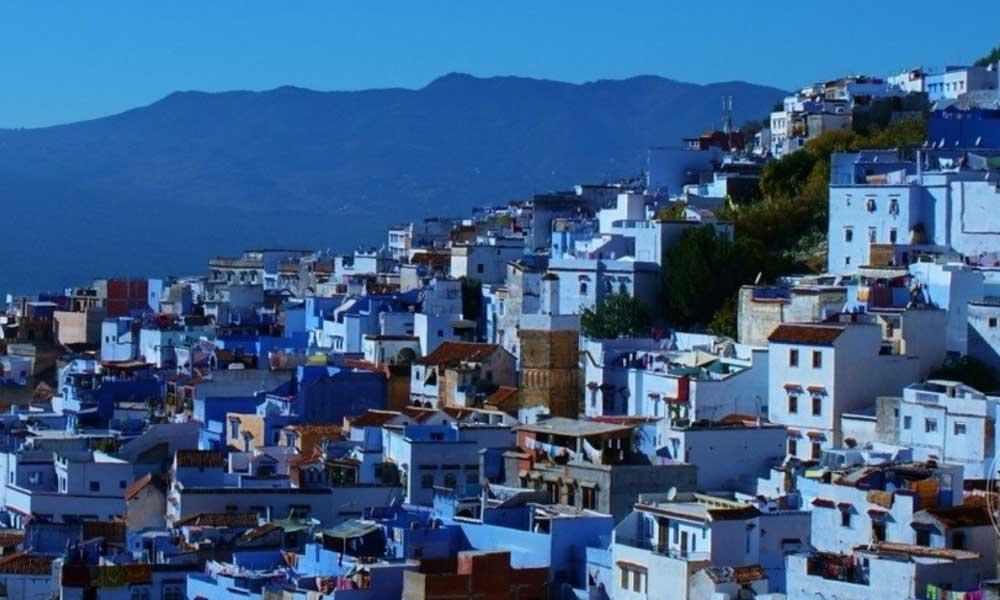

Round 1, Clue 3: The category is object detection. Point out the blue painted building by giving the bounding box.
[927,106,1000,149]
[192,370,294,450]
[257,365,387,425]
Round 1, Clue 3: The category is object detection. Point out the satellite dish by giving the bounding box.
[666,486,677,501]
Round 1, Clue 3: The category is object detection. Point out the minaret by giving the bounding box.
[518,273,582,417]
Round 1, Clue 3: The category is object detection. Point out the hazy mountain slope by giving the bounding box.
[0,73,785,293]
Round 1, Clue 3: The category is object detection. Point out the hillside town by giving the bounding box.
[1,57,1000,600]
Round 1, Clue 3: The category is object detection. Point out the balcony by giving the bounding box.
[613,534,710,561]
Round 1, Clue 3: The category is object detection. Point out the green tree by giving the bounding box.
[975,43,1000,67]
[706,295,738,339]
[654,202,687,221]
[663,226,768,329]
[928,356,1000,393]
[580,294,651,339]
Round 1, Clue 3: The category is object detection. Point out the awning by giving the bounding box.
[806,431,825,440]
[322,520,379,539]
[806,385,827,394]
[812,498,835,508]
[783,383,802,391]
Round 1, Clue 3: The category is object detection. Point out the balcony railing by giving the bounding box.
[613,534,710,561]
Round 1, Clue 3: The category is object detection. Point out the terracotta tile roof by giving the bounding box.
[858,541,981,561]
[0,552,54,575]
[923,504,993,528]
[174,512,259,528]
[175,450,225,468]
[348,410,402,428]
[287,450,325,469]
[241,522,282,542]
[0,532,23,549]
[402,407,440,423]
[124,473,166,501]
[441,406,475,420]
[484,386,518,409]
[415,341,501,367]
[283,423,343,437]
[703,564,766,584]
[82,521,126,544]
[768,324,846,345]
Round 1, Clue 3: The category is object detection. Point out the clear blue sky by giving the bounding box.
[1,1,997,128]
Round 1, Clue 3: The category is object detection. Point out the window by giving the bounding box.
[952,531,966,551]
[841,510,851,528]
[925,418,938,433]
[28,472,41,486]
[420,474,434,489]
[889,228,897,244]
[789,349,799,367]
[119,480,127,489]
[845,256,851,266]
[888,197,899,215]
[476,264,484,274]
[812,350,822,369]
[990,317,998,328]
[632,570,644,593]
[788,439,797,457]
[582,486,597,510]
[580,282,588,295]
[811,396,822,416]
[868,227,877,243]
[811,442,821,460]
[230,421,239,438]
[844,228,853,242]
[872,521,886,542]
[866,197,876,212]
[443,473,457,490]
[954,422,967,435]
[89,481,100,492]
[787,395,798,414]
[163,586,184,600]
[916,529,930,547]
[620,568,629,590]
[903,416,912,430]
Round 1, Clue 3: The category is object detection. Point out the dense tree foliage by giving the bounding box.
[928,356,1000,393]
[975,43,1000,67]
[663,117,930,335]
[580,294,651,339]
[663,226,769,329]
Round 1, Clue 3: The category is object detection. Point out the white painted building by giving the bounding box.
[827,153,1000,275]
[583,334,768,429]
[786,543,989,600]
[891,380,1000,479]
[659,418,787,492]
[767,310,946,460]
[449,235,524,285]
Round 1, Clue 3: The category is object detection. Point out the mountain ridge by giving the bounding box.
[0,73,786,294]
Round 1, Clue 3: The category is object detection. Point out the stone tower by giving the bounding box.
[518,273,581,417]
